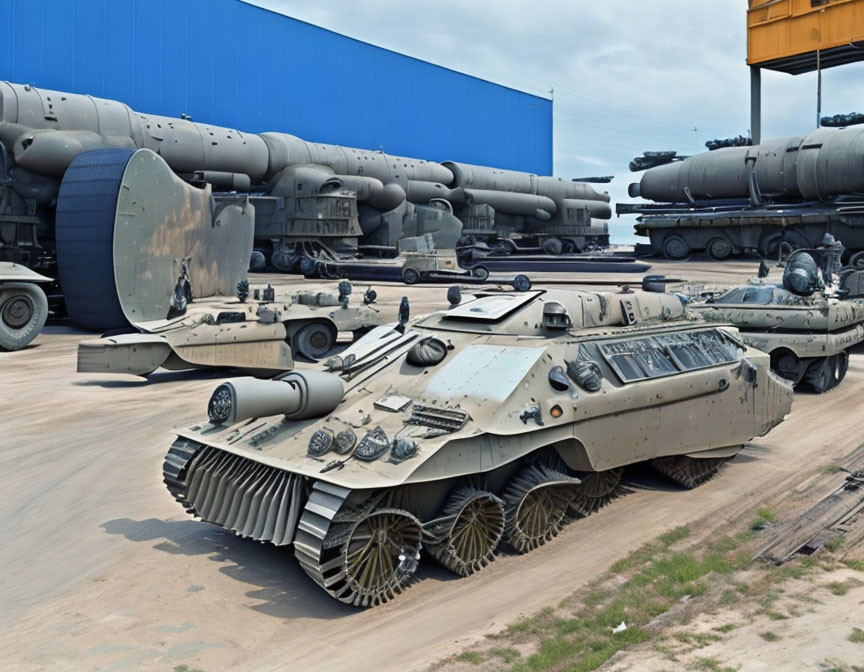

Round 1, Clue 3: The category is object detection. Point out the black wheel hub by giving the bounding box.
[2,295,33,329]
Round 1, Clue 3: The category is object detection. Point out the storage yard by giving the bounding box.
[1,261,861,672]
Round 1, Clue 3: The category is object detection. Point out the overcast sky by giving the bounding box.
[249,0,864,243]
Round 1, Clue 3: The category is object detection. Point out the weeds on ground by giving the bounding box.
[848,627,864,644]
[750,507,776,531]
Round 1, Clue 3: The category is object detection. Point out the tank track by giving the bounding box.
[162,438,205,512]
[502,463,581,553]
[651,455,731,489]
[294,482,422,607]
[426,486,505,576]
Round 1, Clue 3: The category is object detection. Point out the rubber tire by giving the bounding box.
[542,238,563,256]
[0,282,48,351]
[831,351,849,388]
[471,265,490,281]
[850,251,864,269]
[662,235,690,260]
[401,267,421,285]
[249,250,267,272]
[291,322,335,360]
[802,357,832,393]
[705,237,732,261]
[770,349,802,382]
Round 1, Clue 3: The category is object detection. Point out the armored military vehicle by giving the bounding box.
[689,240,864,393]
[0,262,50,350]
[162,284,792,606]
[77,282,384,376]
[619,127,864,259]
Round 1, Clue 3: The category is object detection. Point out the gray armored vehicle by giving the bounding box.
[0,262,50,350]
[77,282,384,376]
[162,285,792,606]
[689,241,864,393]
[619,127,864,259]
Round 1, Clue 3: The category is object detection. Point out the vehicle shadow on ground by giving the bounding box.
[101,517,354,620]
[74,368,234,388]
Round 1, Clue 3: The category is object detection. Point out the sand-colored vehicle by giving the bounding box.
[162,285,792,606]
[77,282,383,376]
[0,262,51,351]
[690,242,864,393]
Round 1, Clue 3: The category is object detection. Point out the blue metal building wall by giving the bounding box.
[0,0,553,174]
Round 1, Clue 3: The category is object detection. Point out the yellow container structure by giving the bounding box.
[748,0,864,73]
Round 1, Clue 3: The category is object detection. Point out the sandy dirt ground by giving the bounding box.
[1,260,860,672]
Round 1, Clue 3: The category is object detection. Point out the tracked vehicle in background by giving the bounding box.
[162,283,792,607]
[77,281,385,377]
[689,238,864,393]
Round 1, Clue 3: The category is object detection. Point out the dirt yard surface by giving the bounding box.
[0,259,858,672]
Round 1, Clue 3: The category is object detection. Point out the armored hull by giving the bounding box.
[77,283,385,376]
[689,247,864,392]
[163,286,792,606]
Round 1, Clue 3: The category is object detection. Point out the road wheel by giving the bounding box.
[562,239,577,254]
[249,250,267,272]
[651,455,730,489]
[427,487,505,576]
[705,237,732,261]
[0,282,48,351]
[662,234,690,260]
[758,233,785,259]
[542,237,563,256]
[401,267,421,285]
[801,357,832,393]
[503,463,580,553]
[770,349,802,382]
[291,322,335,360]
[829,352,849,389]
[471,265,489,281]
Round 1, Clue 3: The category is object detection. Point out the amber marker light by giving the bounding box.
[550,404,563,419]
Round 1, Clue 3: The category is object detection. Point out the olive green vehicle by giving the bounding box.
[689,242,864,393]
[77,282,383,376]
[162,285,793,607]
[0,262,51,351]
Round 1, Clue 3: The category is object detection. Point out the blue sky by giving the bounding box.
[250,0,864,244]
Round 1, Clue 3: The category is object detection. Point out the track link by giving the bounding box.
[651,455,730,489]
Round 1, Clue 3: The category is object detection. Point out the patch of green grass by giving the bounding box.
[759,631,781,642]
[173,666,204,672]
[488,647,521,663]
[659,525,692,547]
[849,627,864,644]
[720,589,740,606]
[687,657,738,672]
[824,537,845,553]
[827,581,850,596]
[842,559,864,572]
[712,623,738,633]
[750,506,776,531]
[822,463,844,474]
[455,651,485,664]
[765,611,789,621]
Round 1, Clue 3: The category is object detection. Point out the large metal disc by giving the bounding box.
[651,455,730,489]
[428,487,505,576]
[503,463,580,553]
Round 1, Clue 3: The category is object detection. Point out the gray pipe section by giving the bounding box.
[0,81,613,221]
[209,371,344,426]
[635,127,864,203]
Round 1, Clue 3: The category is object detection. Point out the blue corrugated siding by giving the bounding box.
[0,0,553,174]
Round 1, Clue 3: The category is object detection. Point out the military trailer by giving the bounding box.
[689,241,864,393]
[77,282,384,376]
[0,262,50,350]
[162,285,793,607]
[620,127,864,259]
